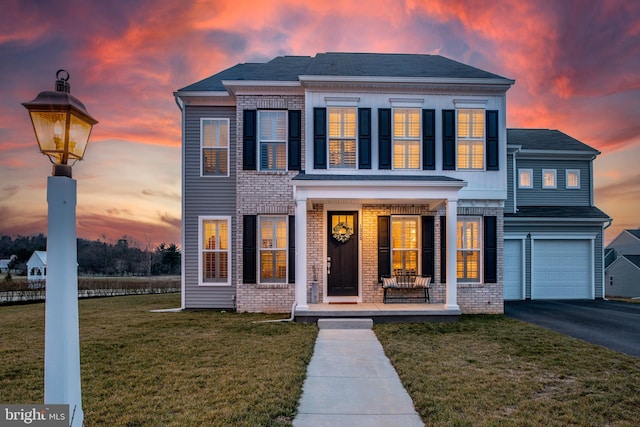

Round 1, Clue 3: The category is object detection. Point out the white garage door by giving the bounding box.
[532,239,591,299]
[504,240,523,300]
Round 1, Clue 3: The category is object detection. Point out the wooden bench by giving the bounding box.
[381,275,431,303]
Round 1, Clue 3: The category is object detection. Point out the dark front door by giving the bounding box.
[327,211,358,296]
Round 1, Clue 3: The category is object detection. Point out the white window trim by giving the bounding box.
[566,169,581,189]
[258,110,288,172]
[198,216,232,286]
[457,216,482,284]
[542,169,557,189]
[456,108,485,171]
[390,216,421,276]
[258,215,288,285]
[327,107,358,170]
[392,108,422,170]
[518,169,533,189]
[200,118,230,178]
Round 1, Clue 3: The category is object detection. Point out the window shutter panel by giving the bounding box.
[243,215,257,283]
[378,216,391,279]
[422,109,436,170]
[358,108,372,169]
[422,216,435,278]
[288,110,301,171]
[313,107,327,169]
[288,215,296,284]
[378,108,392,169]
[243,110,257,170]
[484,216,497,283]
[486,110,499,171]
[440,215,447,283]
[442,110,455,170]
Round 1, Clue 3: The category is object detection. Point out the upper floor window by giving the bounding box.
[259,216,288,284]
[328,107,356,169]
[201,119,229,176]
[457,109,484,170]
[566,169,580,189]
[391,216,419,276]
[457,217,481,282]
[393,109,421,169]
[543,169,557,189]
[519,169,533,188]
[200,217,230,285]
[258,111,287,171]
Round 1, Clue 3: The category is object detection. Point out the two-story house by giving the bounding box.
[174,52,610,317]
[604,228,640,298]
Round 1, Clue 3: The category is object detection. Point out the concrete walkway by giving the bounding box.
[293,319,424,427]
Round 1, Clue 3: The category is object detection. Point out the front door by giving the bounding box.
[327,211,359,296]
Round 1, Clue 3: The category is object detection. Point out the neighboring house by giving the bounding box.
[504,130,611,300]
[604,228,640,298]
[174,52,610,315]
[0,255,17,273]
[27,251,47,284]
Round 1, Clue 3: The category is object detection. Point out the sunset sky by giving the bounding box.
[1,0,638,247]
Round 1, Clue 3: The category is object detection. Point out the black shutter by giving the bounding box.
[243,110,257,170]
[378,108,392,169]
[288,215,296,283]
[422,109,436,170]
[378,216,391,279]
[484,216,497,283]
[313,107,327,169]
[243,215,257,283]
[358,108,372,169]
[288,110,301,171]
[442,110,455,170]
[422,216,435,278]
[486,110,499,171]
[440,216,447,283]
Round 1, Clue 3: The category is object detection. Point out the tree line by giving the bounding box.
[0,234,180,276]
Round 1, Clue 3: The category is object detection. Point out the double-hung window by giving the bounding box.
[201,119,229,176]
[543,169,557,189]
[519,169,533,188]
[200,217,230,285]
[259,216,287,283]
[566,169,580,189]
[391,217,419,276]
[328,107,356,168]
[457,217,481,282]
[393,109,420,169]
[259,111,287,171]
[457,109,484,170]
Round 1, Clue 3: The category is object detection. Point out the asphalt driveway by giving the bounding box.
[505,300,640,358]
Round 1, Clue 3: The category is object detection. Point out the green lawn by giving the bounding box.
[375,316,640,426]
[2,296,639,426]
[0,294,317,426]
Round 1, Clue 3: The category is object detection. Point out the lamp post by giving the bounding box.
[23,70,97,427]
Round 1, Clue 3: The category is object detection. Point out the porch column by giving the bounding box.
[295,197,308,310]
[446,199,460,310]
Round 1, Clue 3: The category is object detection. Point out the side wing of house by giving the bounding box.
[177,99,238,309]
[504,130,610,300]
[606,229,640,257]
[605,256,640,298]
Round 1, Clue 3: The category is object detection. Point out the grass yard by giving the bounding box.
[375,316,640,427]
[0,294,317,426]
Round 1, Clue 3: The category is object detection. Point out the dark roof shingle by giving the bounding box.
[507,129,599,154]
[505,206,610,219]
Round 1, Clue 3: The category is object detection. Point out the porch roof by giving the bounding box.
[292,172,464,183]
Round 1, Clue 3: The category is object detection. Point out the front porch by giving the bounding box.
[294,302,461,323]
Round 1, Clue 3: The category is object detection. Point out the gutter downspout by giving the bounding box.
[602,217,613,301]
[174,94,187,310]
[252,301,297,324]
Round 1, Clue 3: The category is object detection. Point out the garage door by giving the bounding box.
[532,239,591,299]
[504,240,523,300]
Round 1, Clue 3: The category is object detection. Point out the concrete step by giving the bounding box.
[317,318,373,329]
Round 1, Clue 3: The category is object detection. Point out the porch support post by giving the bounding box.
[446,199,459,310]
[295,196,308,311]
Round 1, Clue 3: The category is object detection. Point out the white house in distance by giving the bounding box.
[27,251,47,284]
[605,228,640,298]
[0,255,17,273]
[174,52,611,318]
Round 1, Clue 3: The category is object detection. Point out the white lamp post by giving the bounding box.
[23,70,97,427]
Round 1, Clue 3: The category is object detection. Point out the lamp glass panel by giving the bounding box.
[68,113,93,160]
[29,111,68,160]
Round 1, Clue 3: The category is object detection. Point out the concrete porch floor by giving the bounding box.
[295,302,461,323]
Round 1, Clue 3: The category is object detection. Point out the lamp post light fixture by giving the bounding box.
[22,70,97,427]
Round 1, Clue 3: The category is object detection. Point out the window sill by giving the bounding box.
[199,283,231,287]
[257,283,291,289]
